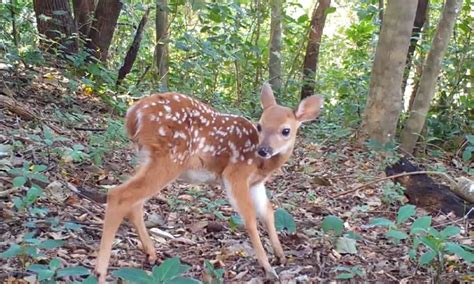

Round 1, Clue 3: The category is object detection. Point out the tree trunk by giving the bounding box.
[269,0,282,93]
[300,0,331,100]
[155,0,169,88]
[254,0,262,90]
[33,0,78,54]
[400,0,463,154]
[359,0,417,145]
[10,0,18,48]
[117,8,151,86]
[401,0,429,95]
[86,0,122,62]
[72,0,97,39]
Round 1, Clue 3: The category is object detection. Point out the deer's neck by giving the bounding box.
[257,146,293,177]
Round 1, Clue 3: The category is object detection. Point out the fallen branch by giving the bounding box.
[333,171,458,199]
[0,94,64,135]
[0,188,18,198]
[65,182,107,204]
[73,127,107,132]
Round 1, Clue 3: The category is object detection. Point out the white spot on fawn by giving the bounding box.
[158,127,166,136]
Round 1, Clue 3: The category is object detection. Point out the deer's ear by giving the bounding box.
[260,83,277,109]
[294,95,324,122]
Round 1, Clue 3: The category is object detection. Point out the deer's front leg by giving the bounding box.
[223,175,278,280]
[250,183,286,264]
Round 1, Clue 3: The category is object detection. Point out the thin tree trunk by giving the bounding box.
[400,0,463,154]
[360,0,418,144]
[402,0,429,95]
[300,0,331,100]
[86,0,122,62]
[269,0,282,93]
[33,0,78,54]
[117,8,151,86]
[254,0,262,90]
[155,0,169,88]
[72,0,97,39]
[10,0,18,48]
[378,0,384,25]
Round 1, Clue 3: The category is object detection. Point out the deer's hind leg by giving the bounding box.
[95,156,182,283]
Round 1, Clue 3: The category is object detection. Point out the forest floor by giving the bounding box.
[0,65,472,283]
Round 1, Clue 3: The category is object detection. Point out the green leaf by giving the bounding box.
[335,237,358,254]
[33,164,47,172]
[27,263,49,273]
[420,236,438,251]
[440,226,460,239]
[410,216,432,234]
[38,239,64,249]
[167,276,201,284]
[274,208,296,233]
[30,172,49,183]
[409,249,416,259]
[56,266,90,277]
[28,264,54,281]
[0,244,22,258]
[345,231,364,241]
[321,215,344,236]
[396,205,416,224]
[335,272,354,279]
[12,176,27,187]
[369,218,394,228]
[385,230,408,240]
[419,250,436,265]
[152,257,190,282]
[112,268,152,283]
[81,275,98,284]
[445,242,474,263]
[325,6,336,15]
[49,258,61,271]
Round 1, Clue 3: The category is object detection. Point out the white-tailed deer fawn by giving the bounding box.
[95,83,323,282]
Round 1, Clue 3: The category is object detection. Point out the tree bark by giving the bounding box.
[400,0,463,154]
[86,0,122,62]
[269,0,282,93]
[401,0,429,95]
[155,0,169,88]
[254,0,262,90]
[116,8,151,86]
[10,0,18,48]
[72,0,97,39]
[359,0,417,145]
[33,0,78,54]
[300,0,331,100]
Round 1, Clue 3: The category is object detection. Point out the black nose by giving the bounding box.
[257,146,272,158]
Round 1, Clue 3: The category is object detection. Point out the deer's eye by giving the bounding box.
[257,124,262,132]
[282,128,290,136]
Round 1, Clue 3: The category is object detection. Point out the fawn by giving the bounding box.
[95,83,323,282]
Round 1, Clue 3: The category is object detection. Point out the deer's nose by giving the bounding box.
[257,146,273,158]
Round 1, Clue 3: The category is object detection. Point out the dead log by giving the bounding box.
[385,157,473,218]
[116,8,150,86]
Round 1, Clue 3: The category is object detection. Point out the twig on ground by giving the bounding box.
[0,188,18,197]
[333,171,458,198]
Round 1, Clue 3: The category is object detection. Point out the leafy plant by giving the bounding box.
[370,205,474,280]
[204,260,224,284]
[9,163,49,213]
[381,181,406,205]
[200,198,227,220]
[333,265,365,280]
[112,257,199,284]
[274,208,296,233]
[0,232,64,265]
[63,143,89,163]
[27,258,91,282]
[321,215,360,254]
